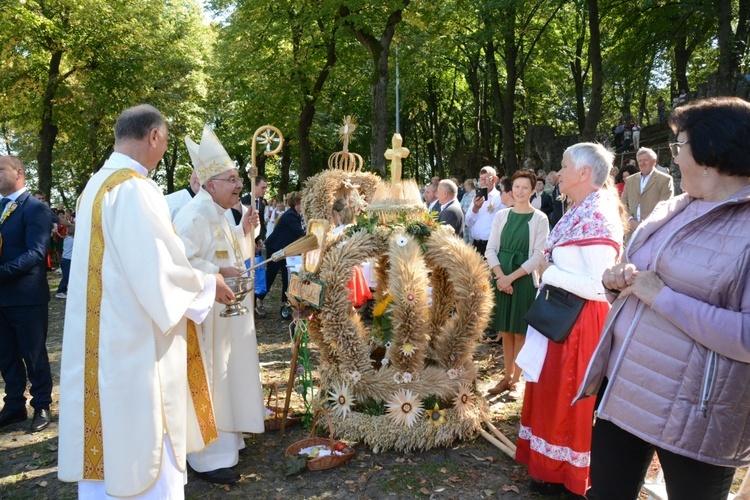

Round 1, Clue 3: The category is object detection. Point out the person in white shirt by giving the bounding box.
[424,184,440,214]
[465,166,503,256]
[165,170,201,221]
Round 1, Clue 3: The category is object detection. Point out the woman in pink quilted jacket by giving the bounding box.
[583,97,750,500]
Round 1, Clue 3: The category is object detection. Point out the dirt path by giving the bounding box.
[0,272,545,499]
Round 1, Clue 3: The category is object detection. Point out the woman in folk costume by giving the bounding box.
[174,126,264,485]
[514,142,625,496]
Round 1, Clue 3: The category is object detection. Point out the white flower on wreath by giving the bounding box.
[385,389,424,427]
[395,235,408,247]
[327,383,355,419]
[381,357,390,366]
[385,341,392,349]
[400,342,417,357]
[401,372,413,383]
[349,370,361,384]
[392,372,402,384]
[447,368,459,380]
[452,382,474,415]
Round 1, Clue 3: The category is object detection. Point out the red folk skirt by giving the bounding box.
[347,265,372,307]
[515,300,609,495]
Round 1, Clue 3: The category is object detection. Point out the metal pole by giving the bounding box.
[395,46,400,135]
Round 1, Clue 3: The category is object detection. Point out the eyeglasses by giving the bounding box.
[211,176,243,185]
[669,140,689,157]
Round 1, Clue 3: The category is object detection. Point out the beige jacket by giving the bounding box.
[485,208,549,287]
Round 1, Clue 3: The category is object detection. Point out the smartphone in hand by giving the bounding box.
[476,187,488,199]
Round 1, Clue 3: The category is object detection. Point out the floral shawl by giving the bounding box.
[544,190,623,260]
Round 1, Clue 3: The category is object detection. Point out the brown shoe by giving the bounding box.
[487,379,511,395]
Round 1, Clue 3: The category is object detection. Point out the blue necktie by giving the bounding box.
[0,197,10,212]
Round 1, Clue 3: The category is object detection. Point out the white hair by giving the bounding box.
[563,142,614,188]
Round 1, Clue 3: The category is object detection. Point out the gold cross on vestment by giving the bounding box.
[384,133,410,184]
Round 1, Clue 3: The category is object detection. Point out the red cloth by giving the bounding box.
[515,300,609,496]
[347,266,372,307]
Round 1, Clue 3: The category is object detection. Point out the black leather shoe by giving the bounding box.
[0,407,28,428]
[193,467,240,484]
[30,407,50,433]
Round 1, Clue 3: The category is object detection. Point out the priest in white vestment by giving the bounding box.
[58,105,237,499]
[165,169,201,221]
[174,126,265,485]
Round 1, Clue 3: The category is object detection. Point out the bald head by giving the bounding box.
[0,156,25,196]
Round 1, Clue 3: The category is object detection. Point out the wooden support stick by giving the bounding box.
[483,417,517,452]
[280,324,304,437]
[478,428,515,459]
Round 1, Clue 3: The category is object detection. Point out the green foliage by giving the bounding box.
[359,397,387,417]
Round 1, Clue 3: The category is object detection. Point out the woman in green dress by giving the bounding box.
[485,170,550,399]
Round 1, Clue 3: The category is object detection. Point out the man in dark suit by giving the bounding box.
[0,156,53,432]
[436,179,464,238]
[240,177,268,316]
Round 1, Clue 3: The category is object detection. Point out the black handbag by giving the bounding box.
[523,284,586,343]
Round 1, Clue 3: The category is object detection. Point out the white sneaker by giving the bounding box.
[55,293,67,299]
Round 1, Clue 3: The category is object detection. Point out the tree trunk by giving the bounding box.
[347,1,410,175]
[674,35,690,94]
[296,19,338,182]
[502,6,519,174]
[571,10,587,135]
[37,49,64,199]
[581,0,603,141]
[717,0,750,95]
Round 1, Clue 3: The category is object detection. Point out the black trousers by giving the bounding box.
[258,256,289,304]
[0,304,53,411]
[473,239,488,258]
[587,418,735,500]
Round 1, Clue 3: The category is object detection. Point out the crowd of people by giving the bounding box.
[423,96,750,499]
[0,97,748,498]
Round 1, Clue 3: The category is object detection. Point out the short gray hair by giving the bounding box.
[636,147,657,160]
[479,166,496,179]
[563,142,614,188]
[438,179,458,197]
[114,104,166,142]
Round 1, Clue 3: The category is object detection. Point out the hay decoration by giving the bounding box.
[301,169,380,224]
[424,227,493,370]
[386,233,429,377]
[297,128,495,453]
[316,230,380,378]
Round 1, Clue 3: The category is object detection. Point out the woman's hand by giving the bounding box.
[619,271,666,307]
[495,280,513,295]
[602,263,638,291]
[496,274,515,291]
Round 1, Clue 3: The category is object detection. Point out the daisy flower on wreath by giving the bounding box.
[327,383,355,419]
[385,389,424,427]
[426,403,446,427]
[400,341,418,357]
[452,382,474,415]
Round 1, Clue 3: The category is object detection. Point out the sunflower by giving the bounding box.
[452,382,474,414]
[426,403,446,427]
[373,295,393,317]
[385,389,424,427]
[400,342,418,357]
[328,383,356,419]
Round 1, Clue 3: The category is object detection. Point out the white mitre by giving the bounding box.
[185,125,235,184]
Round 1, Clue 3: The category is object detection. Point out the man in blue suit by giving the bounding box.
[0,156,53,432]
